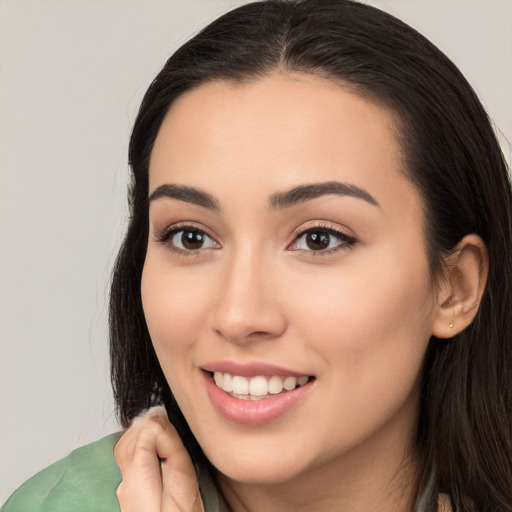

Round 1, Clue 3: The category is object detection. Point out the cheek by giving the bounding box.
[140,255,212,364]
[280,254,434,448]
[285,247,434,383]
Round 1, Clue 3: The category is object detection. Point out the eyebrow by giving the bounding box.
[269,181,379,210]
[148,184,220,211]
[148,180,379,212]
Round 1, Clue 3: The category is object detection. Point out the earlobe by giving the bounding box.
[432,234,488,339]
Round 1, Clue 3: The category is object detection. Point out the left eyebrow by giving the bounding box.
[148,184,220,211]
[268,181,380,210]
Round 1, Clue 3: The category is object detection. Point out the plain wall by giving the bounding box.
[1,0,511,504]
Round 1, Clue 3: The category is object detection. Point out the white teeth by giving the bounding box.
[232,375,249,395]
[268,375,283,394]
[297,376,308,386]
[214,372,223,387]
[212,371,310,399]
[249,376,268,396]
[283,376,297,391]
[222,372,233,392]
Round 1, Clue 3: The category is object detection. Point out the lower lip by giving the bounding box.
[203,371,313,426]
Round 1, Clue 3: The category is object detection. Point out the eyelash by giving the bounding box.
[156,223,357,256]
[288,224,357,256]
[156,223,219,256]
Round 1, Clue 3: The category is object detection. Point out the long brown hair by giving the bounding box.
[110,1,512,509]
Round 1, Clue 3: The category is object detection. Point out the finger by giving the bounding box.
[155,418,204,512]
[114,406,204,512]
[115,407,169,512]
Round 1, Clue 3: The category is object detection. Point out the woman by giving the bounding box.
[3,0,511,511]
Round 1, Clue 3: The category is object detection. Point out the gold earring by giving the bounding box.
[449,320,454,328]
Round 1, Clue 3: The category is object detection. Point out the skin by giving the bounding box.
[114,73,488,512]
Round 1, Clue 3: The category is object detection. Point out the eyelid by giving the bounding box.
[155,221,213,240]
[154,220,356,256]
[155,222,220,254]
[287,222,357,253]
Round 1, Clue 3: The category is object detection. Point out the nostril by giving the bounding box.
[214,327,282,345]
[248,330,274,338]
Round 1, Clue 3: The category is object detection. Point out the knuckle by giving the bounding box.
[115,481,124,500]
[113,440,123,459]
[113,435,133,465]
[131,405,168,427]
[140,417,170,440]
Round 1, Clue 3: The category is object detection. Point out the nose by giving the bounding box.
[211,249,287,344]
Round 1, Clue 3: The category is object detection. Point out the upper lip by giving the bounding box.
[201,360,312,378]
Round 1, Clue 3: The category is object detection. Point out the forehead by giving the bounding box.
[149,72,420,220]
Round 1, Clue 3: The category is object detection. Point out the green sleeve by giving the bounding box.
[2,434,122,512]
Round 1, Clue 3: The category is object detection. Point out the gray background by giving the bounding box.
[1,0,511,504]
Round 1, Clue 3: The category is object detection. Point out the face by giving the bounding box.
[142,73,440,487]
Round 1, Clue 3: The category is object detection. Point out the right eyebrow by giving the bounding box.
[148,184,220,211]
[268,181,379,210]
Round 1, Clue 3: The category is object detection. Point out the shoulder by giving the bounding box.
[2,434,122,512]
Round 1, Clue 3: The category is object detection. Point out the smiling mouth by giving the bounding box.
[211,371,314,401]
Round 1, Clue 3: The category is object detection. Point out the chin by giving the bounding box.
[202,439,316,485]
[216,460,307,486]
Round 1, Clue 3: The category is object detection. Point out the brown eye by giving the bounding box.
[305,231,331,250]
[179,230,206,250]
[290,227,356,253]
[165,228,218,252]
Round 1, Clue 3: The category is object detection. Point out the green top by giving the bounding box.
[2,435,123,512]
[1,434,227,512]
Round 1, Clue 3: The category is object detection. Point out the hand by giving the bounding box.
[114,406,205,512]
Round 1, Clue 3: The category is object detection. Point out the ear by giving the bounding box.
[432,234,489,339]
